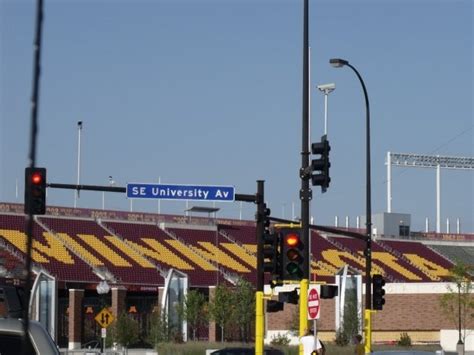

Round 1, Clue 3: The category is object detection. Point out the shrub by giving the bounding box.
[334,328,350,346]
[108,312,140,349]
[398,332,412,347]
[270,332,291,346]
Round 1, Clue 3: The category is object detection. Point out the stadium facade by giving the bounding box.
[0,202,472,350]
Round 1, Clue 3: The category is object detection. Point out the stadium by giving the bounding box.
[1,201,473,352]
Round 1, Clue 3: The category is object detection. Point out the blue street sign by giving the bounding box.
[126,183,235,202]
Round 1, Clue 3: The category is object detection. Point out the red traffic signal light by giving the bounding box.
[31,172,43,185]
[24,167,47,215]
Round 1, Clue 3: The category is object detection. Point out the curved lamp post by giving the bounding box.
[329,58,373,311]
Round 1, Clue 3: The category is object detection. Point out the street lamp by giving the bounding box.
[329,58,372,312]
[317,83,336,135]
[457,282,464,351]
[96,280,110,353]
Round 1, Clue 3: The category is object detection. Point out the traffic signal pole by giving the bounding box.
[255,180,265,355]
[299,0,311,345]
[23,1,44,354]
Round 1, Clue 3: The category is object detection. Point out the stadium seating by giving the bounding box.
[37,216,162,286]
[380,240,452,280]
[102,221,219,286]
[0,214,99,282]
[426,244,474,273]
[0,207,459,288]
[328,236,432,282]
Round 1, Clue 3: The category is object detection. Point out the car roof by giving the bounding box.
[0,317,60,354]
[372,351,436,355]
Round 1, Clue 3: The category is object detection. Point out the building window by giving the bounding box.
[399,225,410,237]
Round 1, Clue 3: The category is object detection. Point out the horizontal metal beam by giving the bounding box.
[48,183,257,204]
[47,183,126,193]
[388,153,474,170]
[269,216,368,242]
[235,193,257,203]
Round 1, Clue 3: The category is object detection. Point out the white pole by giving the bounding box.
[387,151,392,213]
[425,217,429,233]
[356,216,360,229]
[158,177,161,214]
[456,218,460,234]
[335,216,338,227]
[239,201,242,220]
[345,216,349,228]
[130,199,133,212]
[317,83,335,136]
[323,93,328,136]
[74,121,83,208]
[436,161,441,233]
[446,218,450,233]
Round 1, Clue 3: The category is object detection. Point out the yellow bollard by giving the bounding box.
[364,309,372,354]
[299,279,309,355]
[255,291,264,355]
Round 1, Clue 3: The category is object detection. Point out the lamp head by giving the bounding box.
[329,58,349,68]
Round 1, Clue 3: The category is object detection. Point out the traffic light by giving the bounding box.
[263,232,280,277]
[263,204,271,232]
[372,274,386,310]
[320,284,338,299]
[311,134,331,192]
[266,300,284,313]
[278,289,299,304]
[280,228,304,281]
[24,167,46,215]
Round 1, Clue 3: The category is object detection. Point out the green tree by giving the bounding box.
[146,309,170,348]
[440,261,474,345]
[335,289,361,346]
[108,312,140,350]
[232,278,255,342]
[177,289,208,341]
[209,283,234,342]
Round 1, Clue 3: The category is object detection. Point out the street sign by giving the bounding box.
[126,183,235,202]
[308,287,320,320]
[95,308,115,328]
[101,327,107,338]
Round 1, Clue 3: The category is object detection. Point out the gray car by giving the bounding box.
[0,317,60,355]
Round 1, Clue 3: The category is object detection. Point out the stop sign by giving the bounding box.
[308,287,320,320]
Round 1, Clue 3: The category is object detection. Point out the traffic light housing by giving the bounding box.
[372,274,386,310]
[278,289,299,304]
[24,167,46,215]
[320,284,338,299]
[263,232,280,277]
[311,134,331,192]
[266,300,284,313]
[280,228,304,281]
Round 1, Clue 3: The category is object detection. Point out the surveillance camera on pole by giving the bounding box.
[317,83,336,93]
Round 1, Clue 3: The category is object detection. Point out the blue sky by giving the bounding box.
[1,0,472,232]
